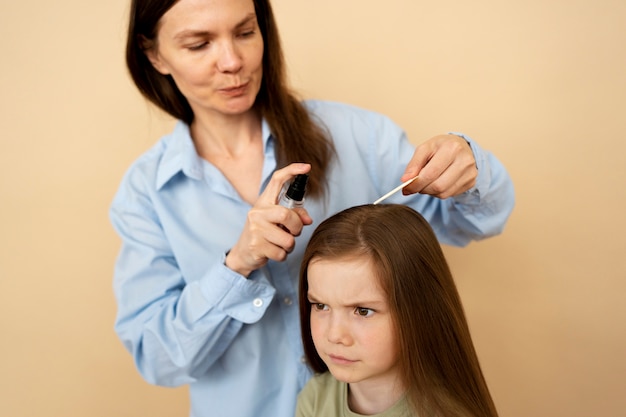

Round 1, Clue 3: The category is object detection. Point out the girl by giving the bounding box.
[298,204,499,417]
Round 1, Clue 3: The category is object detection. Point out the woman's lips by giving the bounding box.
[219,82,248,96]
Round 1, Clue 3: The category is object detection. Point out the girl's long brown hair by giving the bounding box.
[299,204,499,417]
[125,0,334,197]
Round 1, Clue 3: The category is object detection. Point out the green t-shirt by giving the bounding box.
[296,372,413,417]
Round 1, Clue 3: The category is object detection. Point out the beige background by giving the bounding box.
[1,0,625,416]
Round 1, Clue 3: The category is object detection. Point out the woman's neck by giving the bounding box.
[189,108,265,205]
[190,109,262,161]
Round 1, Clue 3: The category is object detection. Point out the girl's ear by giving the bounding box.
[139,35,170,75]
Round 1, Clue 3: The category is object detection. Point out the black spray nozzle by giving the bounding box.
[286,174,309,201]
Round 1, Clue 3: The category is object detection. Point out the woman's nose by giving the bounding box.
[216,40,243,73]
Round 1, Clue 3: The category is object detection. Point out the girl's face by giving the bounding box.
[145,0,264,119]
[307,256,401,387]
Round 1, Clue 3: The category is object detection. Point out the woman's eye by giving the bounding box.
[238,30,255,38]
[237,26,256,38]
[355,307,374,317]
[188,42,208,51]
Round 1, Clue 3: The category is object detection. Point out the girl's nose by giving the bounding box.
[327,316,352,346]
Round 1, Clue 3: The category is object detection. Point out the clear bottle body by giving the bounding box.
[277,174,308,232]
[279,194,304,209]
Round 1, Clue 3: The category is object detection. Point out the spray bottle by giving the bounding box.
[279,173,309,209]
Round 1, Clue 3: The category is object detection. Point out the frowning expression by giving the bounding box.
[307,256,400,386]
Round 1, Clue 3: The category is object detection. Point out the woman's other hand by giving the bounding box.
[401,134,477,199]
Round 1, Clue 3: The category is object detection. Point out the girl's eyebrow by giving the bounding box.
[347,300,385,308]
[307,290,385,308]
[306,291,321,303]
[173,13,257,40]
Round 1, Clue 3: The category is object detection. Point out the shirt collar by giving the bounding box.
[155,119,275,191]
[155,122,201,190]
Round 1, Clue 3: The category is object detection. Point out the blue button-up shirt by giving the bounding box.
[110,100,514,417]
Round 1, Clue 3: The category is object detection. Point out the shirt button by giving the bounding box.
[253,298,263,308]
[301,356,307,363]
[284,297,293,306]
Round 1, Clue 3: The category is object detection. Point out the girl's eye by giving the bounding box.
[312,303,328,311]
[355,307,374,317]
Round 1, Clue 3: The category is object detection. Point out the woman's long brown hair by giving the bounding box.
[125,0,334,197]
[299,204,499,417]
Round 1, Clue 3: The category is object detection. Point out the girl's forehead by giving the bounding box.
[307,256,386,301]
[309,252,371,266]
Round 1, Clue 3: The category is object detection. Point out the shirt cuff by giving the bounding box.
[198,255,276,324]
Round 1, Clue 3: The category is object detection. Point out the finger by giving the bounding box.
[258,163,311,205]
[423,151,453,184]
[261,226,297,259]
[402,134,473,182]
[401,145,431,182]
[422,168,472,198]
[292,207,313,226]
[425,141,477,197]
[277,207,313,236]
[403,149,453,195]
[239,209,296,261]
[248,204,302,244]
[403,135,476,195]
[413,158,477,198]
[242,233,291,264]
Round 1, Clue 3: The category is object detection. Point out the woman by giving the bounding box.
[111,0,514,416]
[297,204,499,417]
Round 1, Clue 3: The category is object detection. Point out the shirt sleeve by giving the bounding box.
[110,169,276,387]
[347,104,515,247]
[438,131,516,246]
[398,128,515,246]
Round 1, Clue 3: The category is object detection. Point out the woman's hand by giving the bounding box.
[401,134,477,199]
[225,163,313,277]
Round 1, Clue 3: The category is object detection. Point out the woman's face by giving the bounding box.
[306,256,401,388]
[146,0,264,118]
